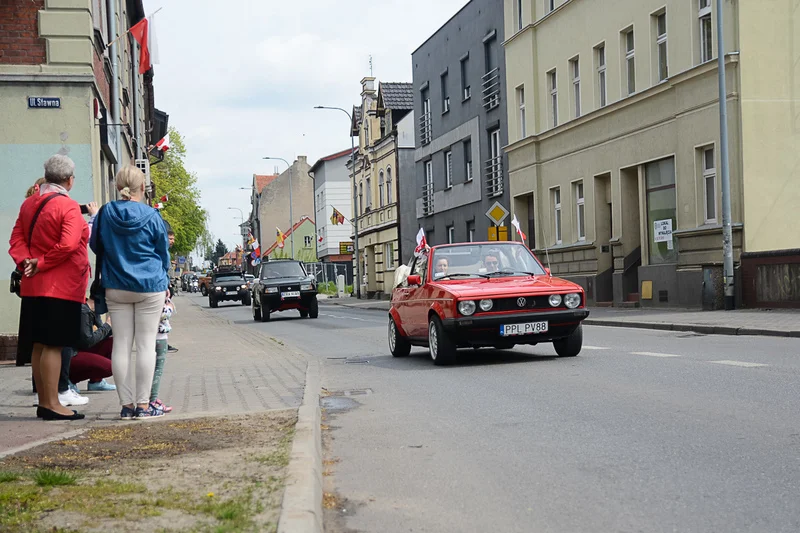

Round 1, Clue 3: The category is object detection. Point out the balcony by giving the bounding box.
[419,111,432,145]
[485,156,503,198]
[357,203,398,234]
[482,68,501,110]
[422,181,434,217]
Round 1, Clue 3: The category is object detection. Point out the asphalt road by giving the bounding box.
[193,294,800,533]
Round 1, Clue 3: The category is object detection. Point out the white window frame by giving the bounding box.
[656,12,668,82]
[447,226,455,244]
[464,140,473,181]
[304,235,312,247]
[384,242,395,271]
[386,166,393,204]
[699,0,713,64]
[445,150,453,188]
[548,69,558,128]
[703,146,717,223]
[553,187,562,245]
[460,56,471,100]
[570,57,581,118]
[575,181,586,241]
[545,0,555,15]
[625,29,635,95]
[365,176,372,209]
[468,225,475,242]
[379,170,385,207]
[596,44,607,107]
[441,72,450,113]
[517,0,524,31]
[517,85,526,138]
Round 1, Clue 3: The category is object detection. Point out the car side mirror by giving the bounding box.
[407,275,422,286]
[545,268,551,276]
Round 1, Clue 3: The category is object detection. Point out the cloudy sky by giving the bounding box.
[143,0,469,251]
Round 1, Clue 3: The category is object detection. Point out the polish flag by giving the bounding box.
[130,13,160,74]
[155,134,170,152]
[414,228,427,257]
[511,214,527,242]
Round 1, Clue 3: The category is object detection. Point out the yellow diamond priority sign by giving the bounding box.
[485,201,509,226]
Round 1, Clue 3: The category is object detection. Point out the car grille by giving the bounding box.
[280,284,300,292]
[489,295,570,312]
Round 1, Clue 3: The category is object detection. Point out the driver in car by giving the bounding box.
[433,257,449,279]
[483,253,501,273]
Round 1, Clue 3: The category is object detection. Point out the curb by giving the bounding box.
[278,359,323,533]
[583,319,800,339]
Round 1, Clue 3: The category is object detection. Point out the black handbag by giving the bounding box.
[10,193,61,297]
[90,205,108,315]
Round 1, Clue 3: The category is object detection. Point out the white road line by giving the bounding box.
[583,346,609,350]
[710,360,767,368]
[631,351,682,358]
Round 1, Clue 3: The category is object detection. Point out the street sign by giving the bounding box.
[28,97,61,109]
[178,256,186,264]
[485,201,509,226]
[339,242,355,255]
[488,226,509,241]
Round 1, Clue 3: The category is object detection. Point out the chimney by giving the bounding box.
[297,155,308,165]
[361,77,376,96]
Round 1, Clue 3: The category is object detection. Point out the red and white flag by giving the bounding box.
[155,134,170,152]
[130,13,160,74]
[414,228,427,257]
[511,214,527,242]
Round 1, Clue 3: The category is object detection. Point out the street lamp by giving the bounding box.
[263,156,294,260]
[314,105,361,299]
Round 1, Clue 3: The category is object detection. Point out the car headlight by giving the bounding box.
[479,299,493,312]
[548,294,562,307]
[458,300,476,316]
[266,287,278,294]
[564,293,581,309]
[300,283,313,291]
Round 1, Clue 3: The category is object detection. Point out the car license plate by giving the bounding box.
[281,291,300,299]
[227,289,237,294]
[500,321,549,336]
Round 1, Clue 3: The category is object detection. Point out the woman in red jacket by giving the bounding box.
[9,154,90,421]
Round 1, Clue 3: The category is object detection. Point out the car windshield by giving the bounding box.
[215,274,244,283]
[260,262,306,279]
[430,243,546,280]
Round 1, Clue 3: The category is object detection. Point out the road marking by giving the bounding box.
[583,346,609,350]
[631,351,682,358]
[710,360,767,368]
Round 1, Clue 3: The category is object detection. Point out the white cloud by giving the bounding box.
[144,0,469,251]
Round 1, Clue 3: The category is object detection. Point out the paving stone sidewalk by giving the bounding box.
[320,298,800,338]
[0,296,308,455]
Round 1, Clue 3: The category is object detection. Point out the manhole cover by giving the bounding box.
[321,396,359,412]
[328,389,373,397]
[345,359,370,364]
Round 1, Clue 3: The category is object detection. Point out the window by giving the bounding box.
[570,57,581,118]
[420,89,431,145]
[546,0,555,14]
[441,71,450,113]
[656,12,668,81]
[92,0,108,45]
[645,157,678,264]
[384,242,395,271]
[423,160,434,216]
[596,44,607,107]
[516,0,524,30]
[447,226,455,244]
[488,129,503,196]
[445,150,453,188]
[548,70,558,128]
[365,176,372,209]
[702,147,717,223]
[526,193,536,249]
[467,220,475,242]
[699,0,713,63]
[483,37,500,109]
[575,181,585,241]
[464,140,473,181]
[358,182,363,215]
[553,187,562,244]
[624,29,635,95]
[304,235,312,247]
[460,55,471,100]
[379,171,385,207]
[386,167,393,204]
[517,86,526,138]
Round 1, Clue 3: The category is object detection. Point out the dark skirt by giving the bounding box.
[20,296,81,349]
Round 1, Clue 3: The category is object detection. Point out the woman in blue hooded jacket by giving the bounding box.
[91,165,170,419]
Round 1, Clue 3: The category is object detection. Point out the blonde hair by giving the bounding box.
[115,165,146,200]
[25,178,47,198]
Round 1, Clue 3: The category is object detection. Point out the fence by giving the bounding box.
[303,262,353,289]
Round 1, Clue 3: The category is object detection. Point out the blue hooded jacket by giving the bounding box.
[90,200,170,293]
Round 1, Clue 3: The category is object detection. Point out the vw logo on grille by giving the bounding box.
[517,297,527,308]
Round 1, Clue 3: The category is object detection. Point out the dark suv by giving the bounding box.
[208,269,252,308]
[251,260,318,321]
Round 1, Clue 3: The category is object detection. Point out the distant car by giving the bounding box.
[208,269,251,308]
[251,260,318,321]
[388,242,589,365]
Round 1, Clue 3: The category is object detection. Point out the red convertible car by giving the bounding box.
[388,242,589,365]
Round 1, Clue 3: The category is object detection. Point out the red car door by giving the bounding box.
[405,256,432,337]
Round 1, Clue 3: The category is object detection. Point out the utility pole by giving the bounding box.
[716,0,735,309]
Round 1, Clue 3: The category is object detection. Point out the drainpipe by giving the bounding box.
[107,0,121,169]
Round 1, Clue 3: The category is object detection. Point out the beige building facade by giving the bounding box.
[502,0,799,309]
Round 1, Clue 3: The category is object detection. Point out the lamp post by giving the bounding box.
[314,105,361,299]
[263,157,294,260]
[228,206,246,255]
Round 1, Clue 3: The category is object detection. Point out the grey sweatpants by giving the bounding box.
[106,289,165,406]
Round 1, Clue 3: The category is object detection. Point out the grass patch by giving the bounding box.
[0,471,20,483]
[0,483,51,531]
[33,470,77,487]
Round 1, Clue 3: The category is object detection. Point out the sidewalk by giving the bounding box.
[0,296,309,456]
[319,299,800,338]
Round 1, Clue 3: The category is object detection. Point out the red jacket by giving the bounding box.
[9,192,90,303]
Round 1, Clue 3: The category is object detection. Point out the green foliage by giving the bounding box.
[317,282,337,295]
[33,470,77,487]
[0,472,20,483]
[151,128,209,257]
[213,239,229,265]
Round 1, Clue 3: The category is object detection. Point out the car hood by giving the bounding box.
[259,276,311,286]
[430,275,582,299]
[215,280,246,288]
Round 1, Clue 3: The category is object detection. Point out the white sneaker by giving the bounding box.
[58,388,89,406]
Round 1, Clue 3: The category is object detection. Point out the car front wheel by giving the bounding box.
[553,324,583,357]
[259,296,271,322]
[428,315,456,366]
[209,296,218,309]
[201,286,207,296]
[389,317,411,357]
[252,298,261,321]
[309,297,319,319]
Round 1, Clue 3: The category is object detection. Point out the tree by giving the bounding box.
[213,239,228,265]
[151,128,208,257]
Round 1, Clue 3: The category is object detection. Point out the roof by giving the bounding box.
[264,216,316,256]
[254,174,279,194]
[309,148,352,174]
[378,82,413,111]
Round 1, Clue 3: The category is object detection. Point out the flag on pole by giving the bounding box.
[511,214,527,242]
[330,208,346,225]
[129,12,160,74]
[276,227,286,249]
[318,235,324,243]
[155,133,170,152]
[414,228,427,257]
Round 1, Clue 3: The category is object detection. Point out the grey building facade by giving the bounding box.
[412,0,509,247]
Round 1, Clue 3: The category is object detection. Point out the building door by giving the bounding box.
[594,174,613,303]
[615,167,642,304]
[526,194,536,250]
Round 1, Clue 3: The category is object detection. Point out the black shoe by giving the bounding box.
[37,406,85,421]
[167,345,178,353]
